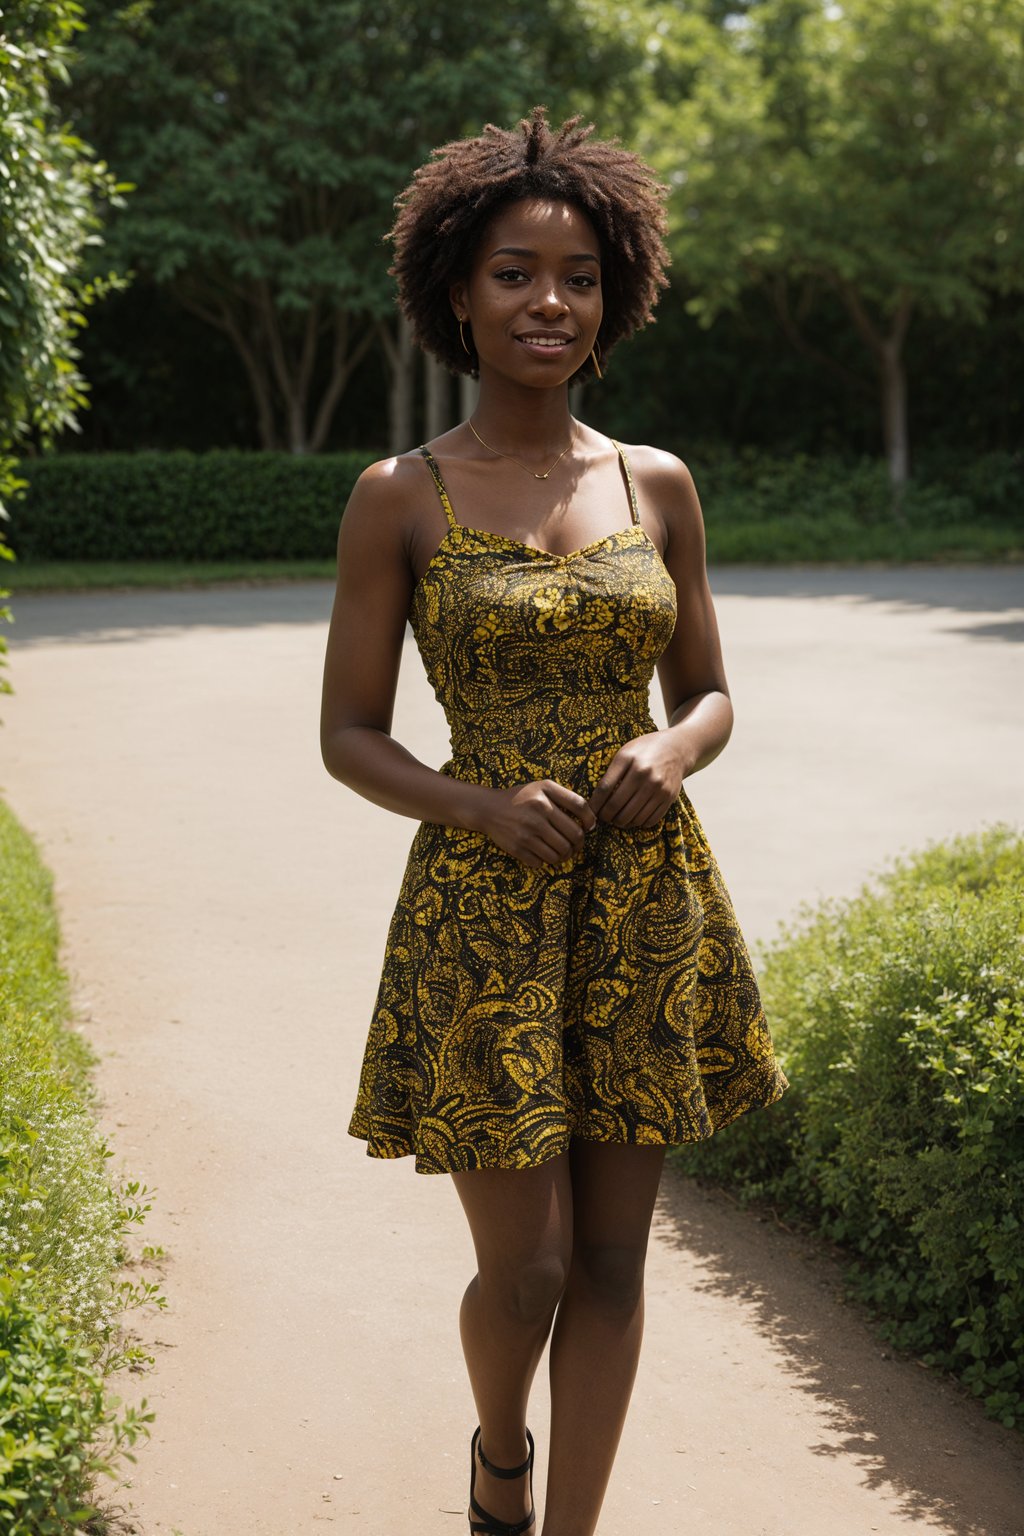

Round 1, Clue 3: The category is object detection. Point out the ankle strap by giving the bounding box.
[476,1426,535,1480]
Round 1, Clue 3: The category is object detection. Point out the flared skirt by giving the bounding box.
[348,781,788,1174]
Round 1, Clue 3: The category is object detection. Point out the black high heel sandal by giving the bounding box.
[468,1425,536,1536]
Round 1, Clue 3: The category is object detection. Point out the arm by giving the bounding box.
[587,449,734,827]
[320,457,595,866]
[320,455,488,827]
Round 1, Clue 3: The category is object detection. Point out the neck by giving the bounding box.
[469,367,575,458]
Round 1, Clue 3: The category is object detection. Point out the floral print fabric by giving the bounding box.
[347,444,788,1173]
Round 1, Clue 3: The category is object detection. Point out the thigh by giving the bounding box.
[568,1140,667,1253]
[452,1153,574,1275]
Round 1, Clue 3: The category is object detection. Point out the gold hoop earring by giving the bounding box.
[459,318,472,357]
[591,344,603,381]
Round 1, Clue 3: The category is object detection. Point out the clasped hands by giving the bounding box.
[478,731,688,870]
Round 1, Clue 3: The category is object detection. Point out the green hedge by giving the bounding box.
[680,825,1024,1428]
[8,449,376,561]
[7,445,1022,564]
[0,801,156,1529]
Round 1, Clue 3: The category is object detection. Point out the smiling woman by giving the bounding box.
[319,107,788,1536]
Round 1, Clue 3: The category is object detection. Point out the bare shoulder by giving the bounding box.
[618,442,701,502]
[614,441,706,552]
[343,448,432,525]
[341,450,432,538]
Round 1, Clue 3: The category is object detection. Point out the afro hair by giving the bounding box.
[388,106,671,380]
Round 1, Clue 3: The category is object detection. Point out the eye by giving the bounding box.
[494,266,528,282]
[568,273,599,288]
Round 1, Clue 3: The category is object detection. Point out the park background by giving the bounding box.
[1,1,1023,1533]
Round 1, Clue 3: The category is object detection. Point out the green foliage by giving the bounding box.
[60,0,635,450]
[681,825,1024,1427]
[8,445,1020,565]
[0,800,160,1527]
[647,0,1024,323]
[0,0,131,689]
[637,0,1024,482]
[692,443,1023,560]
[0,1274,152,1535]
[7,449,375,561]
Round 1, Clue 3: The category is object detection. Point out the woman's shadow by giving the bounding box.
[655,1160,1024,1536]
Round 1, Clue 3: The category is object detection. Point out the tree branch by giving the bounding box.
[768,274,873,395]
[309,312,375,451]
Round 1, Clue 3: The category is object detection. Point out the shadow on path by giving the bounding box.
[656,1164,1024,1536]
[6,580,338,647]
[709,566,1024,643]
[6,567,1023,647]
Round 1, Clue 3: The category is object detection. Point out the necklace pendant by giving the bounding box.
[536,471,549,480]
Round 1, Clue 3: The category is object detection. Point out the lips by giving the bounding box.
[514,331,576,357]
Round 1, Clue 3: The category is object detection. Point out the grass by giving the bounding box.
[3,519,1021,596]
[0,799,161,1530]
[4,558,337,593]
[705,518,1023,565]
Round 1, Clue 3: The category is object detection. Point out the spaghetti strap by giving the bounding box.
[418,445,459,530]
[610,439,640,525]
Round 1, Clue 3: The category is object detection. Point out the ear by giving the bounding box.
[449,280,468,320]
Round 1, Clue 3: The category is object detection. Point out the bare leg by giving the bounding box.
[541,1141,667,1536]
[452,1153,573,1529]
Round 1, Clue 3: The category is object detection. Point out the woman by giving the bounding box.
[320,108,788,1536]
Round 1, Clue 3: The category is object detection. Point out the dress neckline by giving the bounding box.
[417,436,641,557]
[410,522,661,605]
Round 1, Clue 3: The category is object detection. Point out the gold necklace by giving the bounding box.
[468,416,578,480]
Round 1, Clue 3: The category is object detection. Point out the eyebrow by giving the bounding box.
[489,246,600,263]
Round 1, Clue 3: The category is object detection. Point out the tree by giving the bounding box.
[642,0,1024,490]
[61,0,631,453]
[0,0,127,687]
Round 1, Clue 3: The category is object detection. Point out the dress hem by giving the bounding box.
[347,1069,789,1175]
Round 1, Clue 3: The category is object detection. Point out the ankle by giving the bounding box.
[478,1426,530,1468]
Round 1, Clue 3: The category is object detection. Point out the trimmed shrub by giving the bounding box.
[7,445,1023,565]
[0,1275,150,1535]
[1,801,158,1528]
[7,449,376,561]
[680,825,1024,1427]
[691,444,1023,561]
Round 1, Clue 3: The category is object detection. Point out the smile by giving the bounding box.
[515,334,575,354]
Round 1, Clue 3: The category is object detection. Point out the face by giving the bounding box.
[451,198,603,385]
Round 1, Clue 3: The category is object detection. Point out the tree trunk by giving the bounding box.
[177,283,375,454]
[879,342,909,490]
[836,282,914,497]
[379,314,415,454]
[178,290,281,449]
[309,314,375,453]
[424,353,451,441]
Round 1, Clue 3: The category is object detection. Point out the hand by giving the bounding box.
[586,732,686,828]
[477,779,597,868]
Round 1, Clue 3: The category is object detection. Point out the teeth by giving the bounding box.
[520,337,567,347]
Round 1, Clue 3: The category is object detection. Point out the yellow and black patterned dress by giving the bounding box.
[348,442,788,1173]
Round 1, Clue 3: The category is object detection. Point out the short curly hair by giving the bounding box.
[388,107,671,381]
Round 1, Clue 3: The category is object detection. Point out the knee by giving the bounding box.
[572,1242,647,1315]
[483,1252,569,1327]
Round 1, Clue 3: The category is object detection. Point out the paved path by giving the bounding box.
[2,567,1023,1536]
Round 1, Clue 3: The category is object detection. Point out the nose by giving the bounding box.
[528,278,568,318]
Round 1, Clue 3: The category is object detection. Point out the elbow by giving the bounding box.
[320,721,354,784]
[320,718,389,789]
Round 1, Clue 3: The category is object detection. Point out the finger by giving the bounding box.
[593,774,636,822]
[544,802,588,847]
[587,769,625,818]
[607,786,652,827]
[547,781,598,831]
[531,832,574,865]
